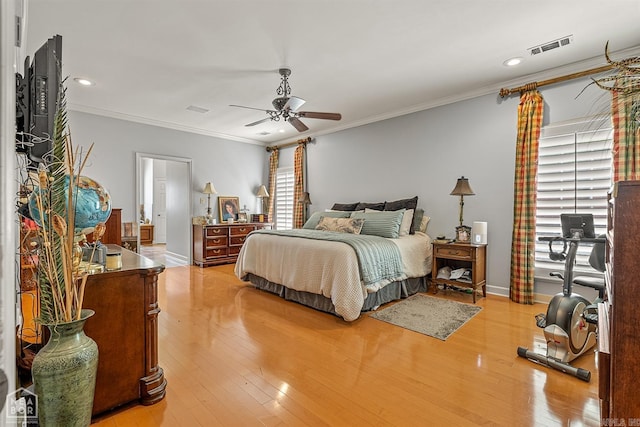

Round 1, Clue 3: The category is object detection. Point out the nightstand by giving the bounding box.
[431,241,487,303]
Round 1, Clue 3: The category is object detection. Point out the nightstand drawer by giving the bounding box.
[435,245,472,259]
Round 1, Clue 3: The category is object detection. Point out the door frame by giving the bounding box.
[135,152,193,264]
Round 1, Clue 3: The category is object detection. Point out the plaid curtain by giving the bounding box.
[611,83,640,182]
[293,144,305,228]
[267,148,278,220]
[510,89,544,304]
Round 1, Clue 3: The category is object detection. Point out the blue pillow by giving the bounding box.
[350,210,405,238]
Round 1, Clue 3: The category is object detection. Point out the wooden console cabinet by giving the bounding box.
[193,223,270,267]
[598,181,640,422]
[140,224,154,245]
[431,241,487,303]
[83,245,166,416]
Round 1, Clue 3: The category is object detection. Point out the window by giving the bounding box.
[274,167,294,230]
[535,119,612,277]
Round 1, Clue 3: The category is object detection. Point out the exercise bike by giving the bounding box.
[517,214,605,382]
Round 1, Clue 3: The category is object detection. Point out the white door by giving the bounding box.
[154,178,167,243]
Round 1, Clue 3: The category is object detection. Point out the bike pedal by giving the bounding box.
[583,313,598,324]
[535,313,547,328]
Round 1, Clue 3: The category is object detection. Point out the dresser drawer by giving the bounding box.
[206,226,228,237]
[435,245,472,259]
[206,236,228,248]
[206,248,228,259]
[230,235,249,246]
[230,225,256,236]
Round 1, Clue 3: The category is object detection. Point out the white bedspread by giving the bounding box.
[234,231,432,321]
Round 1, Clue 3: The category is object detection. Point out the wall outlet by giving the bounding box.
[200,197,205,204]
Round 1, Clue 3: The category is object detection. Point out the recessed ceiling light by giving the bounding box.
[74,77,95,86]
[503,57,523,67]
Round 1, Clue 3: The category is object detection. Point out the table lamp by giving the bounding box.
[203,182,217,224]
[256,185,269,215]
[450,176,475,242]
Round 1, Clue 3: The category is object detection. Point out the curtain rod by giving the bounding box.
[266,136,312,152]
[498,64,615,98]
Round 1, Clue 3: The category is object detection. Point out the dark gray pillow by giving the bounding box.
[385,196,419,233]
[331,202,360,211]
[411,208,424,234]
[355,201,385,211]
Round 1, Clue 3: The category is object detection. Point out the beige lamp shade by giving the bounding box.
[298,192,312,204]
[450,176,475,196]
[203,182,217,194]
[256,185,269,198]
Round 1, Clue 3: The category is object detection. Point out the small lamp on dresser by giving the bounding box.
[202,182,217,224]
[256,185,269,214]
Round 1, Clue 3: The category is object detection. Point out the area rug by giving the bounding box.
[369,294,482,340]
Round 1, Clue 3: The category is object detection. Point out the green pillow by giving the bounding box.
[350,209,405,238]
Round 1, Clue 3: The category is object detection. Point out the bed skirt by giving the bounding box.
[244,273,428,319]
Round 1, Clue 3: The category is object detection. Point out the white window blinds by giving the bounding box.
[275,167,294,230]
[535,120,612,276]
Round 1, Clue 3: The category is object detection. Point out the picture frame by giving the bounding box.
[455,225,472,243]
[237,212,248,223]
[218,196,240,223]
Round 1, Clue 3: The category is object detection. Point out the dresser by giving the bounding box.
[193,223,270,267]
[83,245,165,416]
[598,181,640,422]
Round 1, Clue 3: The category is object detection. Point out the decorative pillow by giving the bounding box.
[368,208,413,236]
[355,201,385,211]
[419,215,431,233]
[303,211,351,229]
[315,217,365,234]
[385,196,418,233]
[331,202,360,211]
[350,210,405,238]
[411,208,424,233]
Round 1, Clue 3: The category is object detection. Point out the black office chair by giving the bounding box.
[573,235,606,301]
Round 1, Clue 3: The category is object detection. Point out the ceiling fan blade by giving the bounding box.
[245,117,272,127]
[288,117,309,132]
[284,96,306,112]
[229,104,275,113]
[297,111,342,121]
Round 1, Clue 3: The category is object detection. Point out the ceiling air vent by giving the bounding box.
[529,35,573,56]
[186,105,209,114]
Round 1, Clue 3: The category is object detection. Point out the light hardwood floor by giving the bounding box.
[92,264,600,426]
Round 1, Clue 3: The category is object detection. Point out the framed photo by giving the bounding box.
[237,212,248,223]
[455,225,472,243]
[218,196,240,223]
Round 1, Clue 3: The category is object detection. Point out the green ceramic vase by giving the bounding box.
[32,309,99,427]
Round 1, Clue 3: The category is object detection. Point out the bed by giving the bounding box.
[234,199,432,321]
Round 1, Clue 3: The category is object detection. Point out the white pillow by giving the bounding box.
[420,216,430,233]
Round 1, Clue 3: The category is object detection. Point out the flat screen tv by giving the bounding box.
[16,35,62,166]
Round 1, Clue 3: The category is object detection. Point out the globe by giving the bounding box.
[29,175,112,233]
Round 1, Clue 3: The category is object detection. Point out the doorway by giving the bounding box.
[136,152,192,264]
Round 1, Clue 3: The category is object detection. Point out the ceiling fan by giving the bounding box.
[230,68,342,132]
